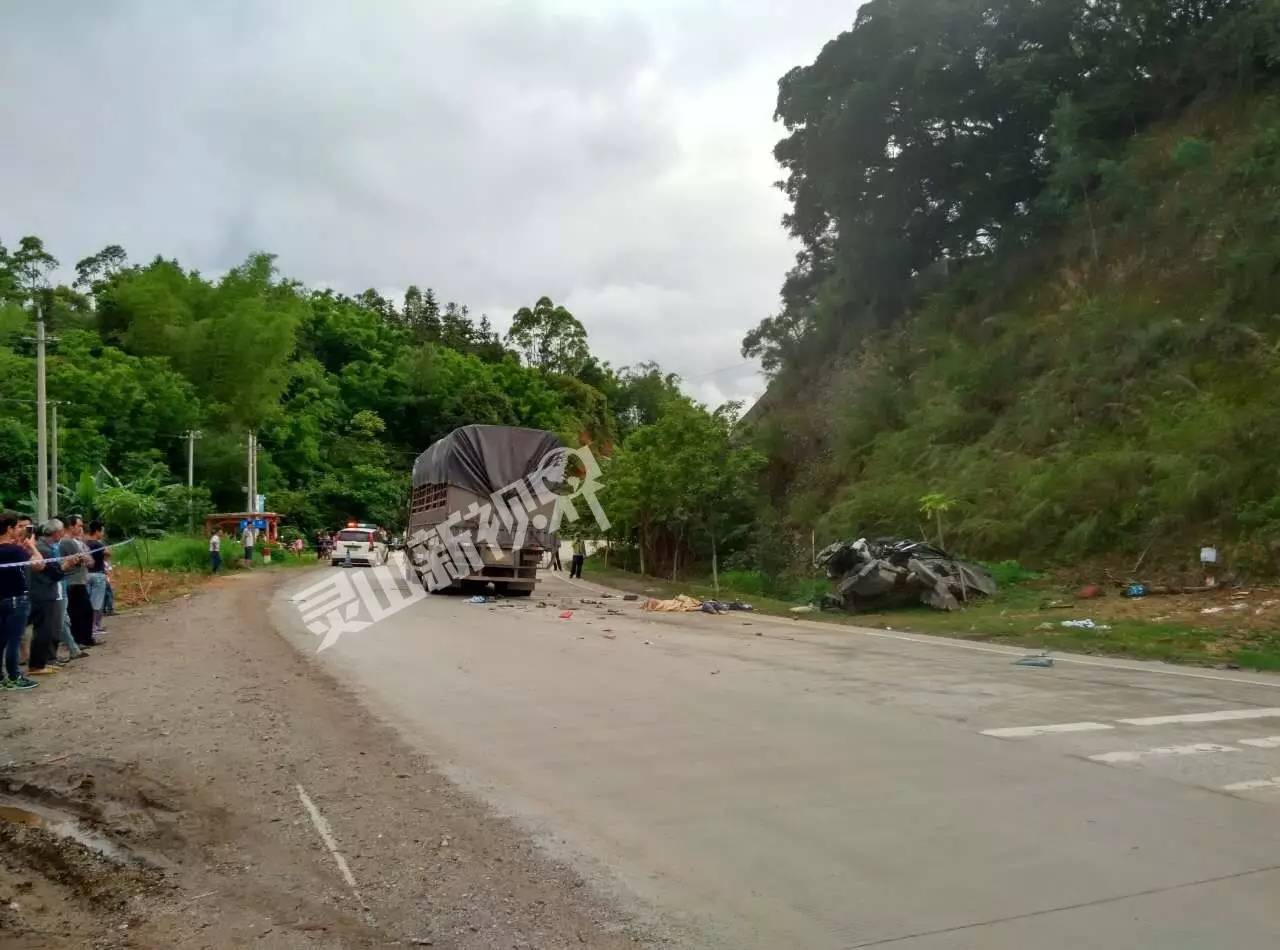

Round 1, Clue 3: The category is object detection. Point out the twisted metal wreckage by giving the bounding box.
[816,537,998,612]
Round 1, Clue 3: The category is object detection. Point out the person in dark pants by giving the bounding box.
[60,514,96,649]
[0,511,38,690]
[241,524,255,568]
[29,520,70,677]
[570,537,586,579]
[209,528,222,573]
[14,515,35,666]
[549,542,562,572]
[85,522,109,635]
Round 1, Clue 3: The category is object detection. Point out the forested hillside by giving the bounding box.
[745,0,1280,573]
[0,243,692,534]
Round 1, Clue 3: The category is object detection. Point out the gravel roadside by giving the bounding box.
[0,569,646,949]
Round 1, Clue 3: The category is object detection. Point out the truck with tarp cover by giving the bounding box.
[407,425,563,596]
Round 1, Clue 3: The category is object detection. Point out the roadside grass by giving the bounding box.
[106,535,321,611]
[583,559,1280,673]
[136,534,319,573]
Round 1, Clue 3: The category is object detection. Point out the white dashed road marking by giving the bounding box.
[297,783,365,907]
[981,722,1115,739]
[1224,777,1280,792]
[1117,708,1280,727]
[1239,736,1280,749]
[1088,743,1239,764]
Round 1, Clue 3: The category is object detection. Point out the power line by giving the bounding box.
[680,360,757,381]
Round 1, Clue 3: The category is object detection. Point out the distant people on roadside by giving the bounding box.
[60,515,96,652]
[85,522,109,636]
[241,523,255,568]
[570,538,586,579]
[0,511,40,690]
[103,552,115,618]
[29,520,72,676]
[209,528,222,573]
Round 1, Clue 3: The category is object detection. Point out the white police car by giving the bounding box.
[331,525,389,567]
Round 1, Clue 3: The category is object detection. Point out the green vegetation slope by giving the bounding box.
[746,0,1280,576]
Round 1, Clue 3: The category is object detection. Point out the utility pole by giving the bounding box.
[251,432,258,513]
[185,429,203,533]
[35,300,48,523]
[246,432,255,514]
[50,403,59,518]
[252,433,259,513]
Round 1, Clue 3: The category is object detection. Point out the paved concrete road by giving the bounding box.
[273,568,1280,949]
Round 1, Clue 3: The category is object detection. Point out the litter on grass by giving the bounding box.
[1202,603,1249,615]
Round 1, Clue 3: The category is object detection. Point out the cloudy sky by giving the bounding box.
[1,1,855,406]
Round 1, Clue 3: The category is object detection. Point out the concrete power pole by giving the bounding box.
[246,432,255,514]
[252,433,259,513]
[186,429,203,533]
[50,403,58,518]
[35,301,48,523]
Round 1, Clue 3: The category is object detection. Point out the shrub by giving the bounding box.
[983,560,1043,587]
[143,535,215,572]
[1171,137,1213,170]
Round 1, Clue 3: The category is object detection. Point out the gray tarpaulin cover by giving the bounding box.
[412,425,564,495]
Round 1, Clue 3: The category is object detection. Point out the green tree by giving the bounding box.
[507,296,590,375]
[606,400,762,579]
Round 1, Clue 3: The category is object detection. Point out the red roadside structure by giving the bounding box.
[204,512,280,542]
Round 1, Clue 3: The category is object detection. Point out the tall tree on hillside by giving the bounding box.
[403,284,442,340]
[507,295,589,376]
[747,0,1261,374]
[357,288,397,323]
[439,301,474,352]
[73,244,128,293]
[6,236,58,302]
[470,313,509,363]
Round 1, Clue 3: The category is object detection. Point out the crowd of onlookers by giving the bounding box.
[0,511,114,691]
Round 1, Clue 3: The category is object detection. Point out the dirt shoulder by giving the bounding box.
[0,570,644,949]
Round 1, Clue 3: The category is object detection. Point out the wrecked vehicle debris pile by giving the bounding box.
[815,537,997,612]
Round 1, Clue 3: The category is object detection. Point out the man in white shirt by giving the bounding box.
[241,524,255,568]
[209,529,222,573]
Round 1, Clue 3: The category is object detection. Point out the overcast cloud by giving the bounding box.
[1,1,855,406]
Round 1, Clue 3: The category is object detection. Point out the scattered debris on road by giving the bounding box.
[1014,652,1054,668]
[559,610,574,619]
[816,537,997,613]
[635,594,754,614]
[643,594,703,612]
[1060,619,1111,630]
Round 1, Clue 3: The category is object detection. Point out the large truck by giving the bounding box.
[407,424,562,596]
